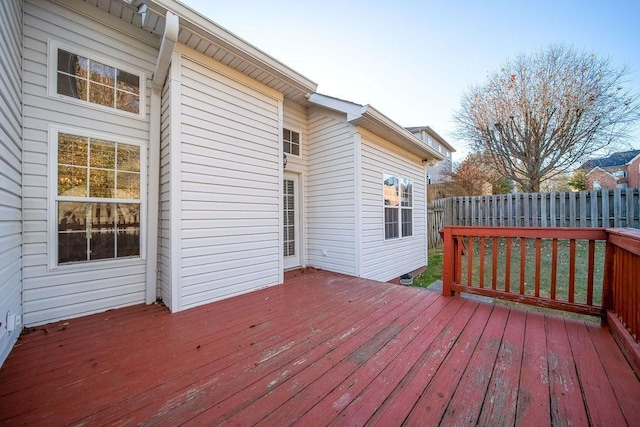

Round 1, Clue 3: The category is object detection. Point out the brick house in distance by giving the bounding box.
[580,149,640,190]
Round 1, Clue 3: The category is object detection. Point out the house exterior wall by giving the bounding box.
[0,0,24,365]
[282,100,309,268]
[360,130,427,281]
[587,169,617,190]
[158,70,173,308]
[629,157,640,188]
[175,48,284,310]
[307,107,356,275]
[21,0,158,326]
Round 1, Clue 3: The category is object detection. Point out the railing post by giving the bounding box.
[602,230,616,326]
[442,227,455,296]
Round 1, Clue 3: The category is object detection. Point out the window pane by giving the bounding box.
[117,144,140,172]
[117,172,140,199]
[384,207,399,239]
[401,179,413,207]
[116,203,140,257]
[291,143,300,156]
[116,70,140,95]
[89,169,115,198]
[284,141,291,154]
[291,131,299,144]
[58,165,87,197]
[402,208,413,237]
[384,174,399,206]
[116,91,140,114]
[58,202,88,264]
[57,73,87,100]
[283,129,290,140]
[58,202,87,232]
[89,61,115,86]
[89,81,115,108]
[90,139,116,169]
[58,133,88,166]
[57,50,88,78]
[90,229,115,260]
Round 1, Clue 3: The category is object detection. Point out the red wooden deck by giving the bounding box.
[1,269,638,425]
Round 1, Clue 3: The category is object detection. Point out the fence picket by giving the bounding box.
[428,189,640,247]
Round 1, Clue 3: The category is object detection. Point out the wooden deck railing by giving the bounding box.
[442,227,608,317]
[602,228,640,375]
[442,226,640,371]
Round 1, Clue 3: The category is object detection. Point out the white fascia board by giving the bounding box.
[148,0,318,94]
[357,106,444,161]
[308,93,363,118]
[309,93,443,160]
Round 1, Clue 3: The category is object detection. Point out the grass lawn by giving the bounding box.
[412,239,604,322]
[414,248,443,288]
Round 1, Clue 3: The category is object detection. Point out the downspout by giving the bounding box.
[146,10,179,304]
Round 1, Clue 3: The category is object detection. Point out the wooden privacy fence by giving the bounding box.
[430,188,640,230]
[427,199,446,248]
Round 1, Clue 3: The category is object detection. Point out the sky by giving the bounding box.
[179,0,640,162]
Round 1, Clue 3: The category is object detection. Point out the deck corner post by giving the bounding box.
[602,230,616,316]
[442,227,455,296]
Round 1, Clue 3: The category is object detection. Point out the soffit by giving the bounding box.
[83,0,317,102]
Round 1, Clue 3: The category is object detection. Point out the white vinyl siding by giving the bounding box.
[0,0,23,366]
[360,133,426,281]
[21,0,158,326]
[158,74,172,308]
[178,53,282,309]
[282,100,308,266]
[307,107,356,275]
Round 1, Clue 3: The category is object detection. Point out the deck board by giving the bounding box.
[0,269,638,426]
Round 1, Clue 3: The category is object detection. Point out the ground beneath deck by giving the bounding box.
[1,269,639,425]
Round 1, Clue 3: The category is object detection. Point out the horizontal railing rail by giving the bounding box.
[442,226,608,317]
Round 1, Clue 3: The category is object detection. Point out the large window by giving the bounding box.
[54,46,141,115]
[384,174,413,240]
[283,128,300,156]
[54,131,141,265]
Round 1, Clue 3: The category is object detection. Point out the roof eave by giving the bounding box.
[354,107,444,160]
[149,0,318,95]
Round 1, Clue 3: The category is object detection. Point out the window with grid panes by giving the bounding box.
[55,131,141,264]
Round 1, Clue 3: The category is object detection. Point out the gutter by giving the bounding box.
[353,106,444,161]
[150,0,317,95]
[146,10,179,304]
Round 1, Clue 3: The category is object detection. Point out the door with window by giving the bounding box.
[283,173,301,269]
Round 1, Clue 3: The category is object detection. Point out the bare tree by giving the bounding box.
[443,152,512,196]
[455,45,640,192]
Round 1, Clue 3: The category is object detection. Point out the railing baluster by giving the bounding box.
[479,236,485,289]
[505,237,512,293]
[492,237,498,290]
[587,240,595,306]
[467,236,474,285]
[569,239,576,303]
[535,238,542,298]
[551,239,558,301]
[520,237,526,295]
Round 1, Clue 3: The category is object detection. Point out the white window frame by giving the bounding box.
[383,173,413,241]
[47,125,147,271]
[283,127,302,157]
[48,40,146,120]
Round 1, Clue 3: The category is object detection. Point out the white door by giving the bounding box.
[283,173,301,270]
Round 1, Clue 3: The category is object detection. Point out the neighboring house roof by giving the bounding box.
[580,149,640,170]
[105,0,318,102]
[308,93,444,161]
[405,126,456,152]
